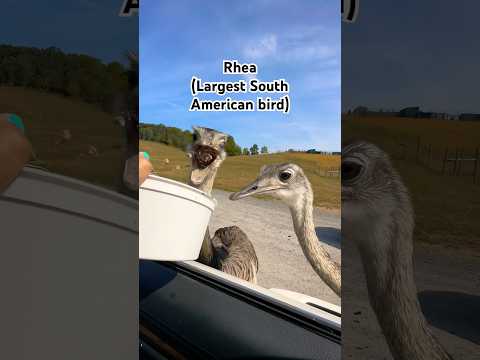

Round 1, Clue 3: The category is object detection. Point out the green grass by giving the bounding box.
[344,115,480,253]
[1,86,124,190]
[140,140,341,209]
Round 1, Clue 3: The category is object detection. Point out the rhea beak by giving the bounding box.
[189,168,209,186]
[229,181,284,201]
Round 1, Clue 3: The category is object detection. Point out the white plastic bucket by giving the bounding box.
[139,175,216,261]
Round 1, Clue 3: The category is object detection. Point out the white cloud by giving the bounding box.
[284,25,328,41]
[243,73,258,82]
[242,30,338,64]
[243,34,277,59]
[284,44,337,62]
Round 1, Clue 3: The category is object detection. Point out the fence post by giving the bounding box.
[453,147,459,175]
[427,143,432,169]
[442,147,448,175]
[458,148,464,176]
[474,147,479,184]
[416,137,421,163]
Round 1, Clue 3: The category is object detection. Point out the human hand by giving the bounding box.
[139,152,153,186]
[0,114,32,192]
[123,151,153,190]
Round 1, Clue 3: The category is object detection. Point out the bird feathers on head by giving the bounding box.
[188,126,229,191]
[192,126,228,151]
[341,140,415,255]
[342,140,410,206]
[230,162,313,208]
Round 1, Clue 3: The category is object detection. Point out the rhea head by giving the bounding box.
[229,163,312,208]
[341,141,413,244]
[188,126,228,190]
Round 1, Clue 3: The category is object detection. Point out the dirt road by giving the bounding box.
[342,238,480,359]
[209,189,341,306]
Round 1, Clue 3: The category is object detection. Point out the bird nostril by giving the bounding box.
[251,186,258,191]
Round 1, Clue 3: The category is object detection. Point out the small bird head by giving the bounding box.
[229,163,312,208]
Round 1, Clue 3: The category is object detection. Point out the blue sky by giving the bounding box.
[140,0,340,152]
[1,0,137,64]
[343,0,480,114]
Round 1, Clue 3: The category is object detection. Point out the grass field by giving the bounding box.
[344,115,480,149]
[344,115,480,252]
[140,140,341,209]
[1,86,125,190]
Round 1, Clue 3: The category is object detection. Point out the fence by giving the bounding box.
[317,167,340,178]
[441,147,479,181]
[414,137,480,184]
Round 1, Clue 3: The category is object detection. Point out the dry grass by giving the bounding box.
[140,140,341,209]
[344,115,480,252]
[1,86,124,189]
[343,115,480,149]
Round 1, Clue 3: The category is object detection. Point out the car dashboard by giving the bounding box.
[139,260,341,359]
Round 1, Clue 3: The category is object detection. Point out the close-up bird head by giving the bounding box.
[342,141,394,222]
[342,141,404,204]
[229,163,312,208]
[341,140,414,247]
[187,126,228,189]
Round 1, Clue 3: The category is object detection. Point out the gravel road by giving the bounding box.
[209,189,341,306]
[343,236,480,359]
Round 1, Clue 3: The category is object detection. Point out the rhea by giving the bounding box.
[188,126,259,283]
[229,163,341,297]
[342,141,452,360]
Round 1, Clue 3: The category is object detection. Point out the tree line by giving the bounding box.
[0,44,131,113]
[242,144,268,155]
[139,123,270,156]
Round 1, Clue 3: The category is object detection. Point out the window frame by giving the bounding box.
[174,260,341,335]
[140,259,341,359]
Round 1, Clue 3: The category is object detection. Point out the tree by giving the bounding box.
[0,44,129,108]
[261,146,268,154]
[242,147,250,155]
[225,136,242,156]
[250,144,259,155]
[140,127,154,141]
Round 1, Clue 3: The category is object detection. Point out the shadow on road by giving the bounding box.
[315,227,341,249]
[419,290,480,345]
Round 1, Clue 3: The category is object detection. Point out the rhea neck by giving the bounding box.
[190,164,220,265]
[189,165,219,195]
[356,204,451,360]
[288,184,341,296]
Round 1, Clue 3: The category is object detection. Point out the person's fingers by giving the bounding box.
[0,120,32,192]
[140,151,150,161]
[139,152,153,186]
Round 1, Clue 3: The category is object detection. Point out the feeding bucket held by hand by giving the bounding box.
[139,175,216,261]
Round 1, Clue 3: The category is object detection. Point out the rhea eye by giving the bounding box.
[279,171,292,182]
[192,133,198,142]
[342,161,362,181]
